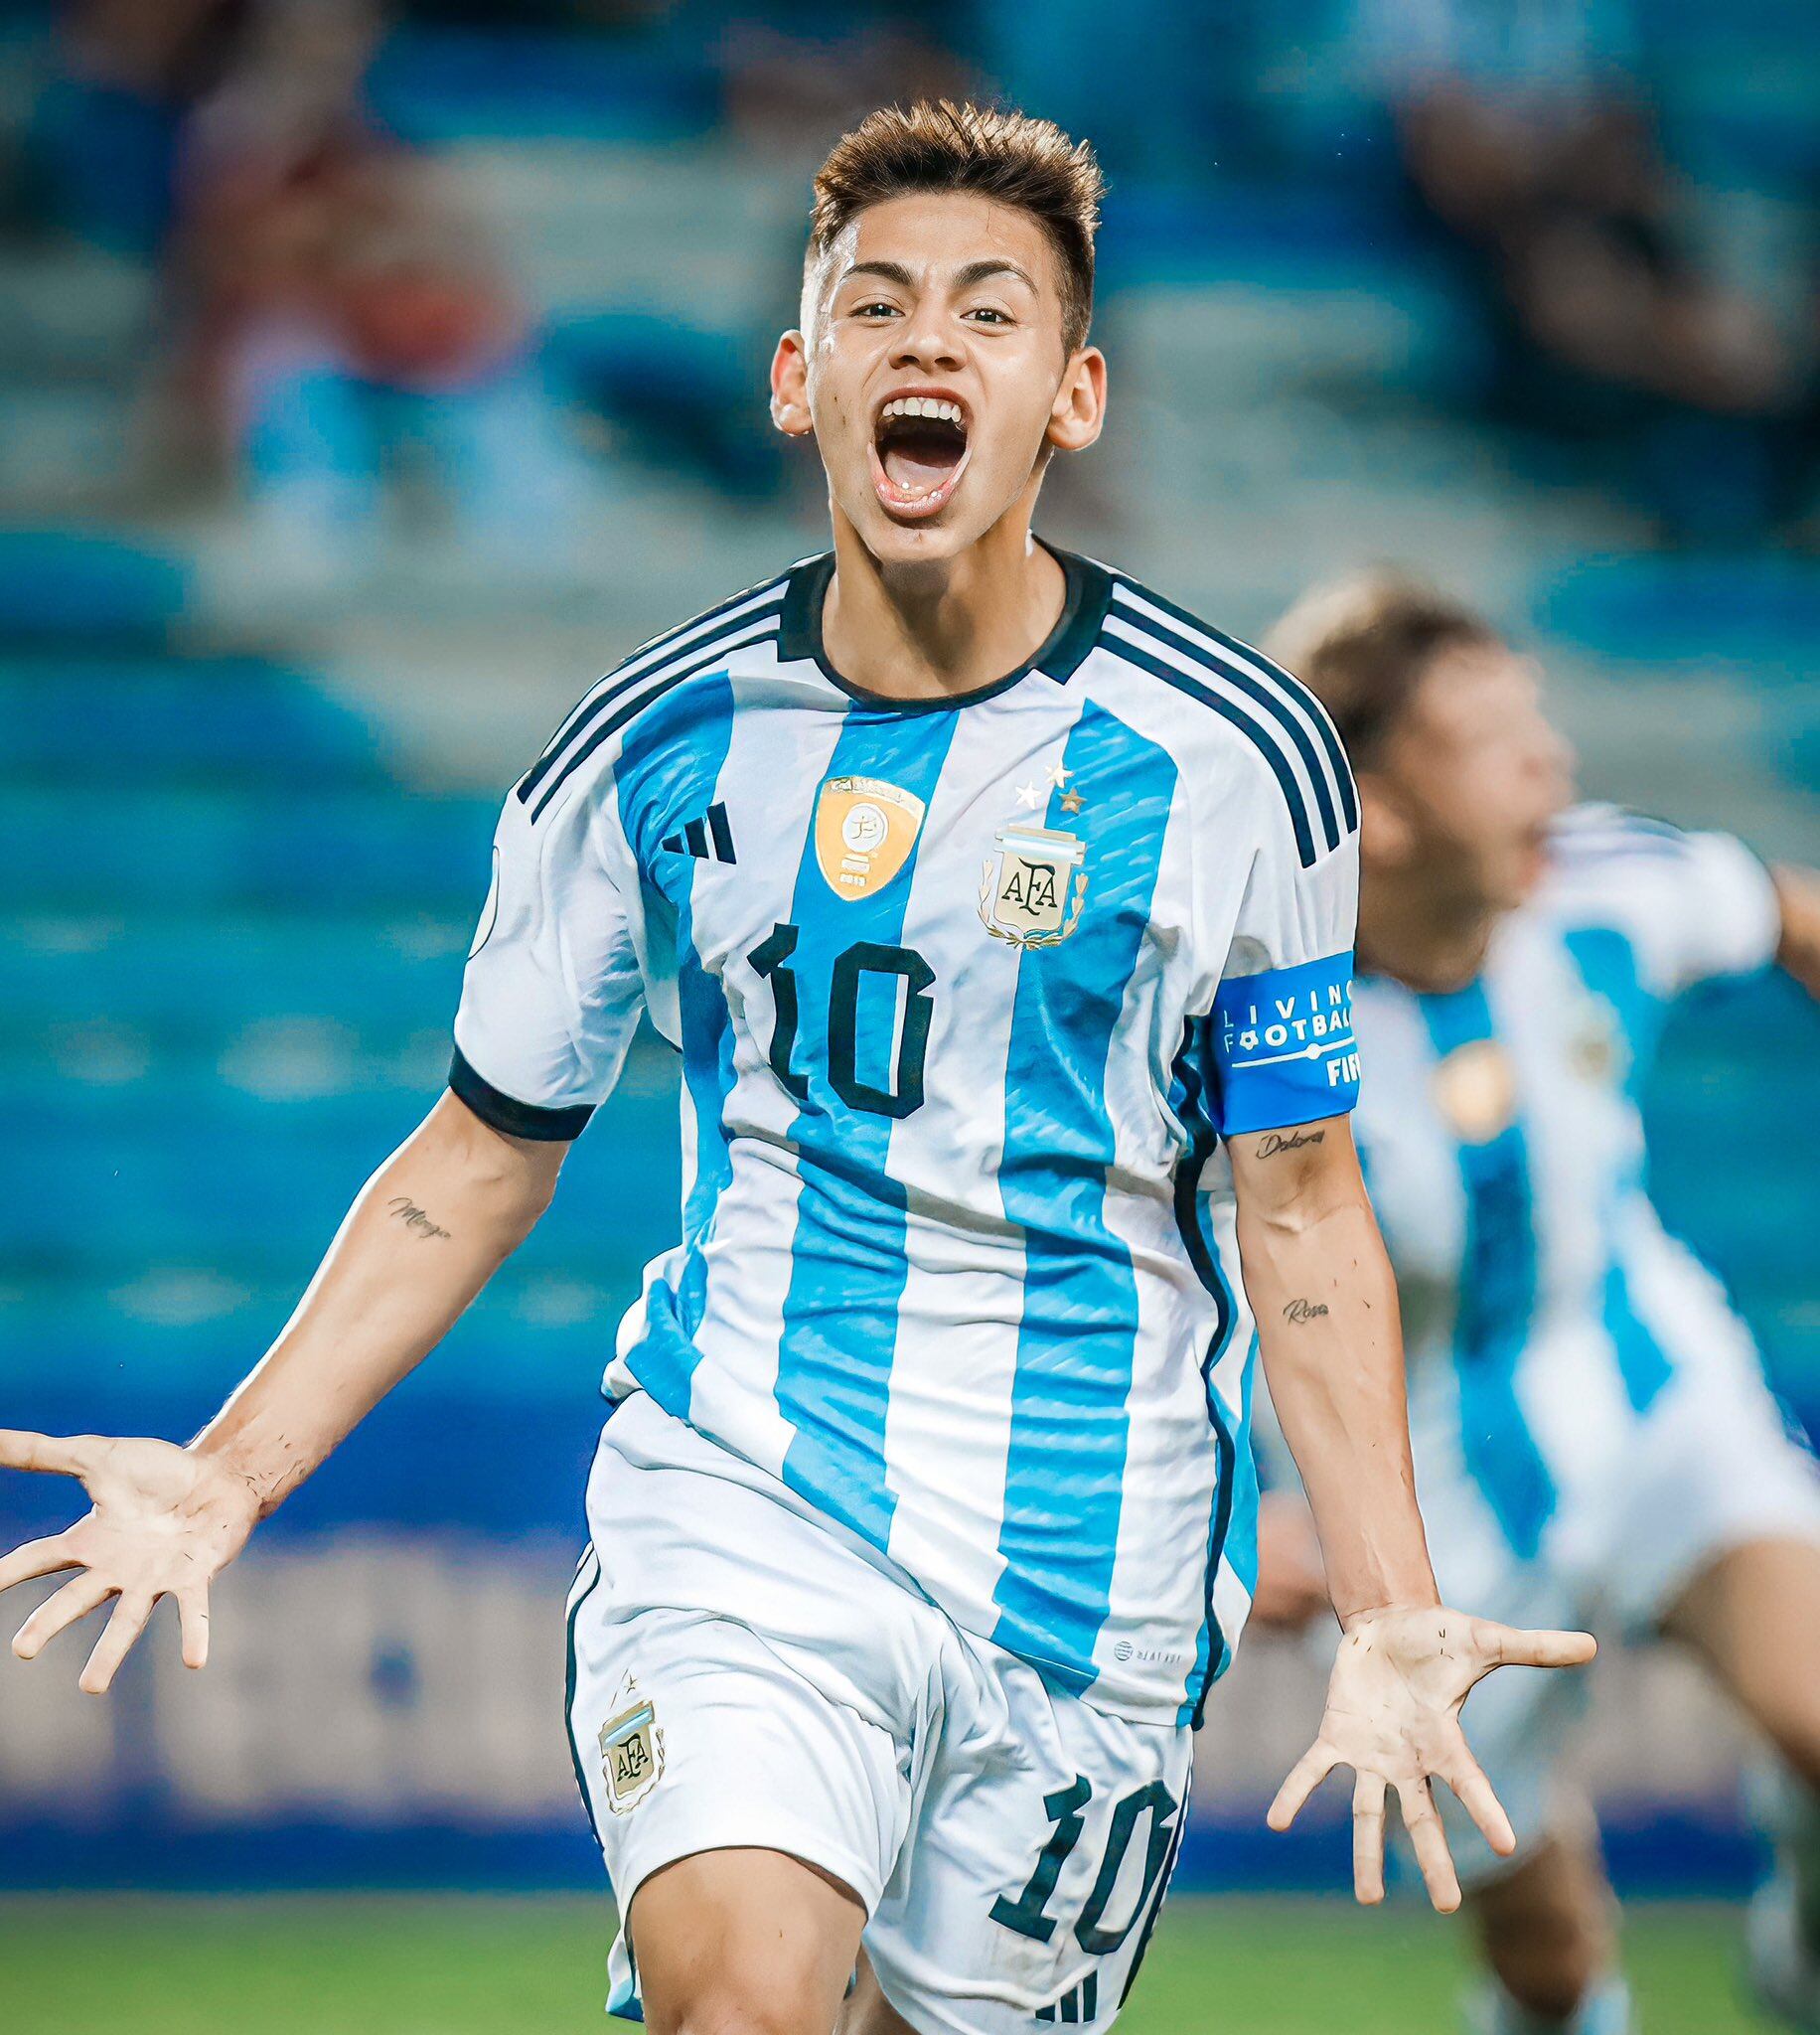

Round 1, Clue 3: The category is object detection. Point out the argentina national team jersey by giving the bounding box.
[451,547,1360,1725]
[1350,807,1784,1587]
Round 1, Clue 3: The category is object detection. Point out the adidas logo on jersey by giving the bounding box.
[1035,1969,1098,2022]
[661,803,737,864]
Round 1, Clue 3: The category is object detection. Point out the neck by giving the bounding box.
[1357,865,1501,993]
[821,504,1064,703]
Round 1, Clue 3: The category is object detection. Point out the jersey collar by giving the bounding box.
[778,541,1112,712]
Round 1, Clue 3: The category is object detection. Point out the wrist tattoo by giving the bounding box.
[1282,1297,1330,1325]
[1256,1129,1325,1159]
[386,1194,451,1243]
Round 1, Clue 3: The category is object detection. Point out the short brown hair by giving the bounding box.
[809,101,1103,354]
[1265,571,1500,767]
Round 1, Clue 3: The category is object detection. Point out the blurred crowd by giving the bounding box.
[6,0,1818,558]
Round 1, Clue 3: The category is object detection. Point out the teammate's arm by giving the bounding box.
[1772,863,1820,999]
[0,1092,566,1693]
[1230,1120,1595,1913]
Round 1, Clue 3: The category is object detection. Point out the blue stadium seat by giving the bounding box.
[0,787,496,912]
[0,531,189,641]
[0,654,393,786]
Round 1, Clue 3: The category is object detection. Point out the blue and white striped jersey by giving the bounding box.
[452,547,1360,1725]
[1351,807,1783,1584]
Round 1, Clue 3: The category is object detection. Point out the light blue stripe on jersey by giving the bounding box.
[771,707,960,1552]
[1563,926,1672,1413]
[992,701,1177,1691]
[1600,1242,1673,1415]
[1419,982,1556,1560]
[1561,925,1661,1097]
[611,673,738,1415]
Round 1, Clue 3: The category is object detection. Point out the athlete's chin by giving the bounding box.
[1494,840,1550,909]
[850,498,990,566]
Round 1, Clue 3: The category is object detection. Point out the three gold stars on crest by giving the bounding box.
[1014,760,1086,817]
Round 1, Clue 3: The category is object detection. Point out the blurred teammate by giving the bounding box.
[0,108,1592,2035]
[1252,572,1820,2035]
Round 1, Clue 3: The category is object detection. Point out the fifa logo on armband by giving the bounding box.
[599,1675,666,1814]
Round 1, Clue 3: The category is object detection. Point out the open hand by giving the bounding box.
[0,1432,260,1693]
[1268,1604,1596,1912]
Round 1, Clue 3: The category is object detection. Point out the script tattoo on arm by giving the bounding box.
[1282,1297,1330,1326]
[1256,1129,1326,1160]
[386,1194,452,1243]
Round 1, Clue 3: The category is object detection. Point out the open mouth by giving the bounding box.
[870,393,972,519]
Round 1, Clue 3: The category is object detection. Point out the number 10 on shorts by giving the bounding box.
[990,1777,1179,1956]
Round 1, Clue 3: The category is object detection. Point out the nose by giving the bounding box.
[890,303,965,375]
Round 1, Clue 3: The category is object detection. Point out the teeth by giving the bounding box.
[880,396,965,426]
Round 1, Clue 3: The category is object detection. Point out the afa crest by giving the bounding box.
[1569,997,1628,1089]
[599,1675,665,1814]
[980,823,1087,949]
[814,776,926,900]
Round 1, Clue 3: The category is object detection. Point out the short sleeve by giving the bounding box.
[1207,795,1361,1137]
[450,783,647,1141]
[1548,806,1779,996]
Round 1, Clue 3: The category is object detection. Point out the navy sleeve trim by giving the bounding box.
[449,1047,595,1142]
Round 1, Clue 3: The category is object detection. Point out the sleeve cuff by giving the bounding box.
[1210,951,1360,1135]
[449,1046,596,1142]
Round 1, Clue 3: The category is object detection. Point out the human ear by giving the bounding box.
[1359,778,1414,869]
[769,331,814,437]
[1045,346,1107,453]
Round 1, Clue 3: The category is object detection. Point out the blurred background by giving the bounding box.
[0,0,1814,2029]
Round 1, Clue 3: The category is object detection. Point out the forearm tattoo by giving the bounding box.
[386,1195,452,1243]
[1282,1298,1330,1325]
[1256,1129,1325,1159]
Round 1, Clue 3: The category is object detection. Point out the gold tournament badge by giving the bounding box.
[814,776,927,900]
[1431,1038,1518,1145]
[979,821,1088,949]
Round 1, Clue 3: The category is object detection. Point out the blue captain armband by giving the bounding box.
[1211,950,1360,1135]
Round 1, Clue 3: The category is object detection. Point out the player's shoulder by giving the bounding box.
[1087,559,1358,868]
[1540,803,1700,913]
[513,559,806,824]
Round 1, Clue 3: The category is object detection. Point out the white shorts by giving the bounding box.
[566,1396,1194,2033]
[1424,1361,1820,1884]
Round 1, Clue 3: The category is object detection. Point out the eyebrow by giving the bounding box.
[839,260,916,289]
[955,257,1037,292]
[835,257,1039,293]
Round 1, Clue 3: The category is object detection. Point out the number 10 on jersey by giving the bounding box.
[748,922,935,1121]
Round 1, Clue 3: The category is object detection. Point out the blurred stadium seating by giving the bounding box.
[0,0,1814,1922]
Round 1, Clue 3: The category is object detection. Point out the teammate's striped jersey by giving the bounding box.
[452,546,1361,1725]
[1350,807,1784,1584]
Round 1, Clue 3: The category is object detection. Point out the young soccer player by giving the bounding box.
[0,107,1592,2034]
[1250,572,1820,2034]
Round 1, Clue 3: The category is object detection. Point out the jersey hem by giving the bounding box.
[448,1046,595,1142]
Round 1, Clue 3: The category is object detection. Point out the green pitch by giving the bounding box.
[0,1894,1778,2034]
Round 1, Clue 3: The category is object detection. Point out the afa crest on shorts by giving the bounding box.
[815,776,926,899]
[979,822,1088,949]
[599,1674,665,1814]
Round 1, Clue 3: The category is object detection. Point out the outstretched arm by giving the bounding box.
[1773,864,1820,1000]
[0,1091,565,1692]
[1230,1117,1594,1912]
